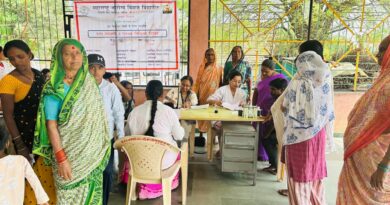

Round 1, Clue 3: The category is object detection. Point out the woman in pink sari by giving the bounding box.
[336,35,390,205]
[252,59,287,164]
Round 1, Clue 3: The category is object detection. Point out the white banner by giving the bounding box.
[74,1,179,71]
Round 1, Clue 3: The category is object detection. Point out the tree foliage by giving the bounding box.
[0,0,64,68]
[210,0,390,60]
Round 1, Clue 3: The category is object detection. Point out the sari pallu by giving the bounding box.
[337,134,390,205]
[14,68,44,152]
[223,61,251,94]
[282,51,335,149]
[282,51,334,204]
[337,41,390,204]
[193,59,222,132]
[53,74,110,204]
[223,46,251,94]
[343,48,390,159]
[34,39,110,205]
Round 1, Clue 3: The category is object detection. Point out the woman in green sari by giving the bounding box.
[223,45,252,96]
[33,39,110,204]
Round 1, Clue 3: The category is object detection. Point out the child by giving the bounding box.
[0,129,49,205]
[262,78,288,175]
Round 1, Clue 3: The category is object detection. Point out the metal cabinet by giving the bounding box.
[220,122,258,185]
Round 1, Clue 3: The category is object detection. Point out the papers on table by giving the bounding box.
[190,104,209,109]
[222,102,241,111]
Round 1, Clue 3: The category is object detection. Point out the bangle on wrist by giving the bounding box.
[13,135,22,140]
[378,163,390,173]
[13,137,24,146]
[57,159,67,165]
[55,149,67,164]
[13,138,24,145]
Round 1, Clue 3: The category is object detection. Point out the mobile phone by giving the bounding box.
[103,72,113,79]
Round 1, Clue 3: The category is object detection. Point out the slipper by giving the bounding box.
[277,189,288,197]
[262,166,275,172]
[266,169,277,175]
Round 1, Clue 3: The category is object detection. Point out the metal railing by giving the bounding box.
[2,0,389,89]
[0,0,64,69]
[1,0,189,87]
[209,0,390,91]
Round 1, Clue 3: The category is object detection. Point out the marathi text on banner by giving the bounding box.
[74,1,179,71]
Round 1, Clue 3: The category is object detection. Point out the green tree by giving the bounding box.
[0,0,64,69]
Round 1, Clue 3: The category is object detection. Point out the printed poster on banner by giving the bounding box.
[74,1,179,71]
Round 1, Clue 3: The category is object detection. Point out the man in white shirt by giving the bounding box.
[207,70,247,157]
[88,54,125,205]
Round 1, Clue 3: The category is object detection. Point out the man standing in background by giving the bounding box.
[88,53,125,205]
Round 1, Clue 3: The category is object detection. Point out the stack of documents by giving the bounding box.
[190,104,209,109]
[222,102,241,111]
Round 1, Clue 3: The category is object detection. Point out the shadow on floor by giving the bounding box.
[109,138,343,205]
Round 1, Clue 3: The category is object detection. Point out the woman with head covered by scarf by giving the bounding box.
[223,46,252,97]
[33,39,110,204]
[282,40,335,205]
[336,35,390,204]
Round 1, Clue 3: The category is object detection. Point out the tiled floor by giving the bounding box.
[109,138,344,205]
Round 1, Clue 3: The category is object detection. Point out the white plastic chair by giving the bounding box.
[114,135,188,205]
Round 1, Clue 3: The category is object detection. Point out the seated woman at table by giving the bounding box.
[164,75,198,109]
[207,70,247,157]
[127,80,185,200]
[164,76,198,139]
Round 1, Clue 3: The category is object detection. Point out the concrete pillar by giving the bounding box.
[132,0,210,105]
[188,0,210,81]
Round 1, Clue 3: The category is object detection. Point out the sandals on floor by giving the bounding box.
[262,166,277,175]
[266,169,277,175]
[277,189,288,197]
[262,166,274,171]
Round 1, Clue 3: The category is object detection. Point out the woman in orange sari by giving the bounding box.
[193,48,222,141]
[336,35,390,204]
